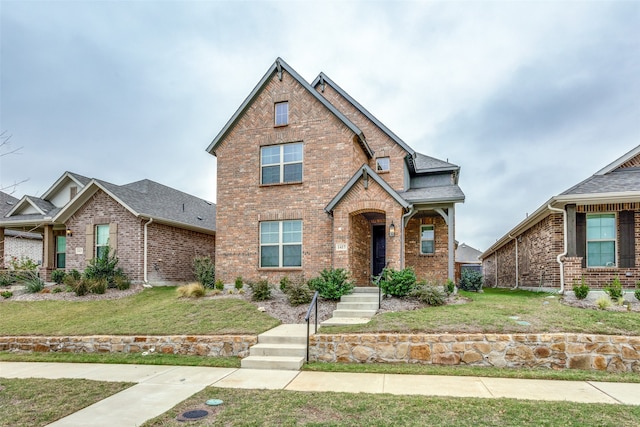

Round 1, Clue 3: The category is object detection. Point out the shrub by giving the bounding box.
[84,245,126,288]
[235,276,244,291]
[22,272,45,293]
[412,280,447,306]
[68,269,81,280]
[604,276,623,300]
[283,280,313,306]
[459,269,483,292]
[1,290,12,299]
[573,276,590,300]
[247,280,272,301]
[0,271,16,287]
[87,278,107,295]
[214,279,224,291]
[8,256,39,272]
[52,287,63,294]
[279,275,291,293]
[67,277,89,296]
[596,296,612,310]
[635,281,640,302]
[307,268,354,300]
[51,269,66,285]
[445,279,455,295]
[113,273,131,290]
[193,256,215,288]
[378,267,417,297]
[176,282,206,298]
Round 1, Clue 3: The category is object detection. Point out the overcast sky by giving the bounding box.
[1,0,638,251]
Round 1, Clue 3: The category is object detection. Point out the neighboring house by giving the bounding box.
[1,191,42,266]
[207,58,464,286]
[455,242,483,282]
[481,145,640,290]
[0,172,215,284]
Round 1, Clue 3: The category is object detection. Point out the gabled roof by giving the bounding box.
[325,164,411,213]
[207,57,373,158]
[55,178,216,233]
[311,72,415,157]
[410,152,460,174]
[595,144,640,175]
[0,191,19,217]
[456,243,483,264]
[5,195,56,217]
[41,171,91,201]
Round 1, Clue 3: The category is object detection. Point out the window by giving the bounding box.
[376,157,390,172]
[56,236,66,268]
[275,101,288,126]
[420,225,435,254]
[95,224,110,258]
[587,213,616,267]
[261,142,303,184]
[260,220,302,268]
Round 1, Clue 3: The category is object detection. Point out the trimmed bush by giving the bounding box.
[635,282,640,302]
[445,279,455,295]
[604,276,623,300]
[283,280,313,306]
[573,276,590,300]
[378,267,417,297]
[214,279,224,291]
[235,276,244,291]
[459,270,483,292]
[247,280,272,301]
[51,269,66,285]
[307,268,354,300]
[412,280,447,306]
[279,275,291,293]
[192,256,215,288]
[1,290,13,299]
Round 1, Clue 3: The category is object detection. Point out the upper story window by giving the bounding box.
[95,224,110,258]
[587,213,616,267]
[420,225,435,254]
[261,142,303,185]
[376,157,390,172]
[275,101,289,126]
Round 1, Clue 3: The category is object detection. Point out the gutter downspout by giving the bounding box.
[508,234,519,289]
[143,218,153,284]
[400,205,415,269]
[547,205,567,294]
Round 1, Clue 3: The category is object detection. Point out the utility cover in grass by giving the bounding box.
[177,409,210,422]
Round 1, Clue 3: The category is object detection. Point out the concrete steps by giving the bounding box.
[321,287,380,326]
[241,324,308,370]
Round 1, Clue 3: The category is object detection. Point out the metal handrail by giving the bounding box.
[304,291,319,363]
[372,272,383,309]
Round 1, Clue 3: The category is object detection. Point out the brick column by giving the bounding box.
[41,225,55,281]
[0,227,5,268]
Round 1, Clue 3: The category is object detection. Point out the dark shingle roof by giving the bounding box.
[399,185,465,204]
[0,191,19,217]
[560,168,640,196]
[413,153,459,173]
[26,197,56,214]
[99,179,216,231]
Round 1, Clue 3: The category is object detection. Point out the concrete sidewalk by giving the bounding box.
[2,361,640,426]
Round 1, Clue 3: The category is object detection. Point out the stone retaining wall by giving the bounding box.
[309,333,640,373]
[0,335,257,357]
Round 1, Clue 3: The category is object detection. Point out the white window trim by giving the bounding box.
[95,224,110,257]
[420,224,435,255]
[586,213,617,268]
[260,142,303,185]
[259,220,302,268]
[275,101,288,126]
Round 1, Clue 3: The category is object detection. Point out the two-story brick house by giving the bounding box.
[207,58,464,286]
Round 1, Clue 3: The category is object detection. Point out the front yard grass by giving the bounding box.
[141,387,640,427]
[322,288,640,336]
[0,378,133,427]
[0,287,280,335]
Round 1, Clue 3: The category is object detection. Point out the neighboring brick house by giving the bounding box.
[207,58,464,286]
[481,145,640,291]
[0,172,215,284]
[455,242,483,283]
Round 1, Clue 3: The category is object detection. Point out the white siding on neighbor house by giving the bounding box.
[4,236,43,265]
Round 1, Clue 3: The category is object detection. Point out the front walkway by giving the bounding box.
[2,361,640,426]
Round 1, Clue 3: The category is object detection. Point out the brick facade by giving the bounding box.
[404,215,450,282]
[3,235,42,266]
[64,190,214,284]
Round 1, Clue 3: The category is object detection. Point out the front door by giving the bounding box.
[372,225,386,277]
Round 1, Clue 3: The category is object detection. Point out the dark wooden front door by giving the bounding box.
[372,225,386,277]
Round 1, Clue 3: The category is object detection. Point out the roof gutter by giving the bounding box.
[400,205,415,268]
[143,217,153,284]
[508,233,519,289]
[547,204,567,294]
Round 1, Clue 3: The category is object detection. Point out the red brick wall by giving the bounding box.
[350,212,373,285]
[404,215,450,282]
[65,190,216,284]
[147,222,215,284]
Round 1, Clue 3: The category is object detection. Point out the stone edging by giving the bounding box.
[309,333,640,373]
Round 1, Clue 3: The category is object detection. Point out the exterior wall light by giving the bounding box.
[389,222,395,237]
[66,229,72,237]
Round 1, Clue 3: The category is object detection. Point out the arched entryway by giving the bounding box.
[349,210,386,286]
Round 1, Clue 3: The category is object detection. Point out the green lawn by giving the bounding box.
[0,287,280,335]
[141,387,640,427]
[0,378,133,427]
[322,288,640,335]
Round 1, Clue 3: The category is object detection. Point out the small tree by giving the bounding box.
[192,256,215,288]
